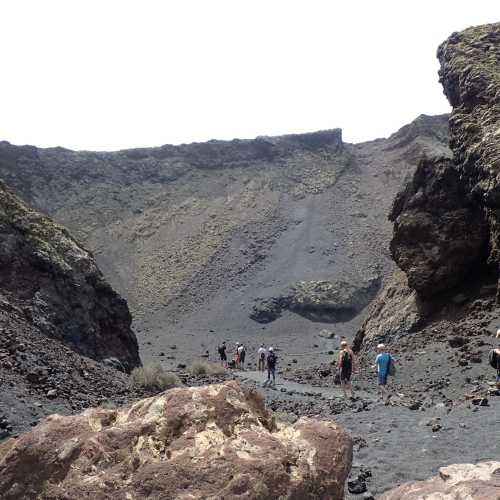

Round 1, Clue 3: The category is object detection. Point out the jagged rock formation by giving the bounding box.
[389,156,489,297]
[0,381,353,500]
[0,115,449,365]
[0,180,140,371]
[356,22,500,348]
[0,180,142,436]
[380,462,500,500]
[250,278,380,324]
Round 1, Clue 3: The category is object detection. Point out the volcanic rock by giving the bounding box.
[380,461,500,499]
[389,156,488,297]
[0,381,353,500]
[0,180,140,371]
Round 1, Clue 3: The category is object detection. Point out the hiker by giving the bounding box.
[237,343,246,370]
[338,340,356,399]
[266,347,277,385]
[234,342,241,369]
[372,343,394,399]
[258,344,266,372]
[489,330,500,388]
[217,341,227,367]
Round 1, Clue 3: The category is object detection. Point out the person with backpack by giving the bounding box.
[217,341,227,367]
[372,343,394,399]
[338,340,356,400]
[266,347,277,385]
[258,344,266,372]
[489,330,500,388]
[238,343,246,370]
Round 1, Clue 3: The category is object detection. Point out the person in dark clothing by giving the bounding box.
[258,344,266,372]
[218,341,227,367]
[338,340,355,399]
[266,347,277,385]
[491,330,500,388]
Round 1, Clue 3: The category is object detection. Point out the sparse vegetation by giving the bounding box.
[99,399,117,410]
[130,364,181,391]
[189,360,225,377]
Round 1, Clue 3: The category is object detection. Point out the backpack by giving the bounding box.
[489,349,499,370]
[340,350,352,371]
[218,345,225,356]
[267,352,277,368]
[388,356,396,376]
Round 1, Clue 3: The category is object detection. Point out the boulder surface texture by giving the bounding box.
[380,461,500,500]
[0,381,353,500]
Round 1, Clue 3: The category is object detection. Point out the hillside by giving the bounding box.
[0,115,449,366]
[0,180,141,436]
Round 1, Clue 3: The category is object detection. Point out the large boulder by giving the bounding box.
[0,381,353,500]
[380,461,500,499]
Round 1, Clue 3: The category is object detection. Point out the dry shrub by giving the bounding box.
[189,360,225,376]
[130,364,180,391]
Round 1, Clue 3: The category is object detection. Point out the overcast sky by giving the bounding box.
[1,1,499,151]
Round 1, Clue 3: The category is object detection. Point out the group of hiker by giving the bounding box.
[336,340,395,400]
[215,329,500,397]
[337,329,500,400]
[217,341,278,385]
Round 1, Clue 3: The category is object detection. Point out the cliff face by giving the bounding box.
[356,22,500,348]
[438,23,500,281]
[0,180,140,371]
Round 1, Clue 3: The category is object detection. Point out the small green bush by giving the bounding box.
[130,364,181,391]
[189,361,225,376]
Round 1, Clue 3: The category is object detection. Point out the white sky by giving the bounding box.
[1,1,499,151]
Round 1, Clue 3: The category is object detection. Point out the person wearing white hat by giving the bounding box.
[371,343,394,398]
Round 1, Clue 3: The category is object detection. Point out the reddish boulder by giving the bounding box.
[0,381,353,499]
[380,461,500,500]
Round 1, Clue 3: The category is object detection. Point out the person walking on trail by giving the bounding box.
[258,344,266,372]
[266,347,277,385]
[235,342,241,369]
[489,330,500,388]
[238,343,246,370]
[218,341,227,367]
[372,343,394,399]
[338,340,356,400]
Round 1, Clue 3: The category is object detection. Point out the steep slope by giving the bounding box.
[0,180,140,370]
[0,180,141,436]
[0,115,449,367]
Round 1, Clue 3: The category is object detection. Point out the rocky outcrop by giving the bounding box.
[250,278,380,324]
[353,270,422,351]
[0,180,140,371]
[380,461,500,500]
[357,23,500,347]
[438,23,500,283]
[389,156,489,297]
[389,22,500,299]
[0,381,353,500]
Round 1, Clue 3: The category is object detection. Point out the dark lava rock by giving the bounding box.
[0,181,140,372]
[448,336,467,348]
[389,157,488,298]
[348,478,368,494]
